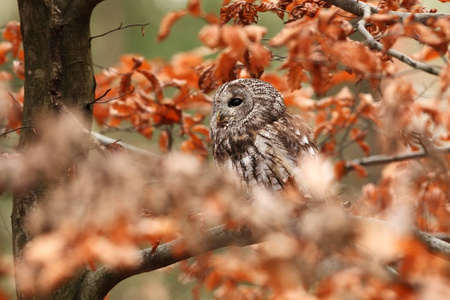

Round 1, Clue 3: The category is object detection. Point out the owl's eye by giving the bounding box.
[228,98,243,107]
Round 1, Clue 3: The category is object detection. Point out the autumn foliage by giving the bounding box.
[1,0,450,299]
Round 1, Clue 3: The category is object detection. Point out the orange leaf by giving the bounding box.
[220,2,258,26]
[205,271,222,291]
[222,25,247,55]
[327,41,381,74]
[356,140,370,156]
[411,46,441,62]
[214,50,237,83]
[93,103,109,126]
[119,73,132,100]
[198,65,217,93]
[352,164,368,178]
[139,126,154,139]
[404,22,448,53]
[131,56,143,70]
[158,130,170,153]
[0,42,13,65]
[198,25,223,49]
[157,10,189,42]
[334,160,346,181]
[191,124,210,141]
[187,0,202,16]
[119,54,151,72]
[137,70,163,101]
[3,21,22,58]
[244,25,267,43]
[246,43,271,77]
[380,23,402,51]
[283,61,307,91]
[108,117,122,127]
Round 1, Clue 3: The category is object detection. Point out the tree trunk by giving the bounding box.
[12,1,101,299]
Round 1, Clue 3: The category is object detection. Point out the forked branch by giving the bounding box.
[90,22,150,40]
[356,6,441,76]
[78,216,450,300]
[78,225,256,300]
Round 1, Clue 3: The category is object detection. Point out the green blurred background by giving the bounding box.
[0,0,446,299]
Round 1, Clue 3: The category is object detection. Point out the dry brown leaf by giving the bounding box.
[157,10,189,42]
[137,70,163,101]
[187,0,202,16]
[159,130,170,153]
[328,41,381,74]
[222,25,247,55]
[380,23,403,51]
[214,50,238,83]
[198,25,223,49]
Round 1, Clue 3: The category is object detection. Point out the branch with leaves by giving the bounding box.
[323,0,449,23]
[78,215,450,300]
[79,225,256,300]
[355,5,441,76]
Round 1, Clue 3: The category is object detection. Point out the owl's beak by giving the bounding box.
[216,113,228,127]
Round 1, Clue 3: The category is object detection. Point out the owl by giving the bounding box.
[210,78,318,196]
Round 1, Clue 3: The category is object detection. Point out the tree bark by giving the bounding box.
[12,1,102,299]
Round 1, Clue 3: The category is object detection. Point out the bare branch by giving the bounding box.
[90,22,150,40]
[322,0,449,24]
[0,126,33,138]
[92,87,135,104]
[92,88,111,103]
[345,145,450,172]
[78,225,257,300]
[91,131,161,158]
[356,10,441,76]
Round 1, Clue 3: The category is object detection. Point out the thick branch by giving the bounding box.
[322,0,449,23]
[345,145,450,172]
[78,225,257,300]
[14,1,102,299]
[77,214,450,300]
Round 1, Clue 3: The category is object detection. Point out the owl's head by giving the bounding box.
[210,78,286,132]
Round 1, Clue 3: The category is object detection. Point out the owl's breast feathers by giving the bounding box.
[213,113,317,192]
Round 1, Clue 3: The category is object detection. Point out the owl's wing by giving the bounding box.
[282,113,334,204]
[283,113,318,160]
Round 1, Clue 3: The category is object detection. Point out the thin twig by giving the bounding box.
[0,126,33,138]
[356,6,441,76]
[91,131,161,158]
[345,145,450,172]
[90,22,150,40]
[92,88,111,103]
[93,87,135,104]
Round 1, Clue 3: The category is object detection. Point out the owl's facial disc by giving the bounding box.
[214,84,254,128]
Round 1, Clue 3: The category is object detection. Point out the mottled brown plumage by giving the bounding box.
[210,78,317,193]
